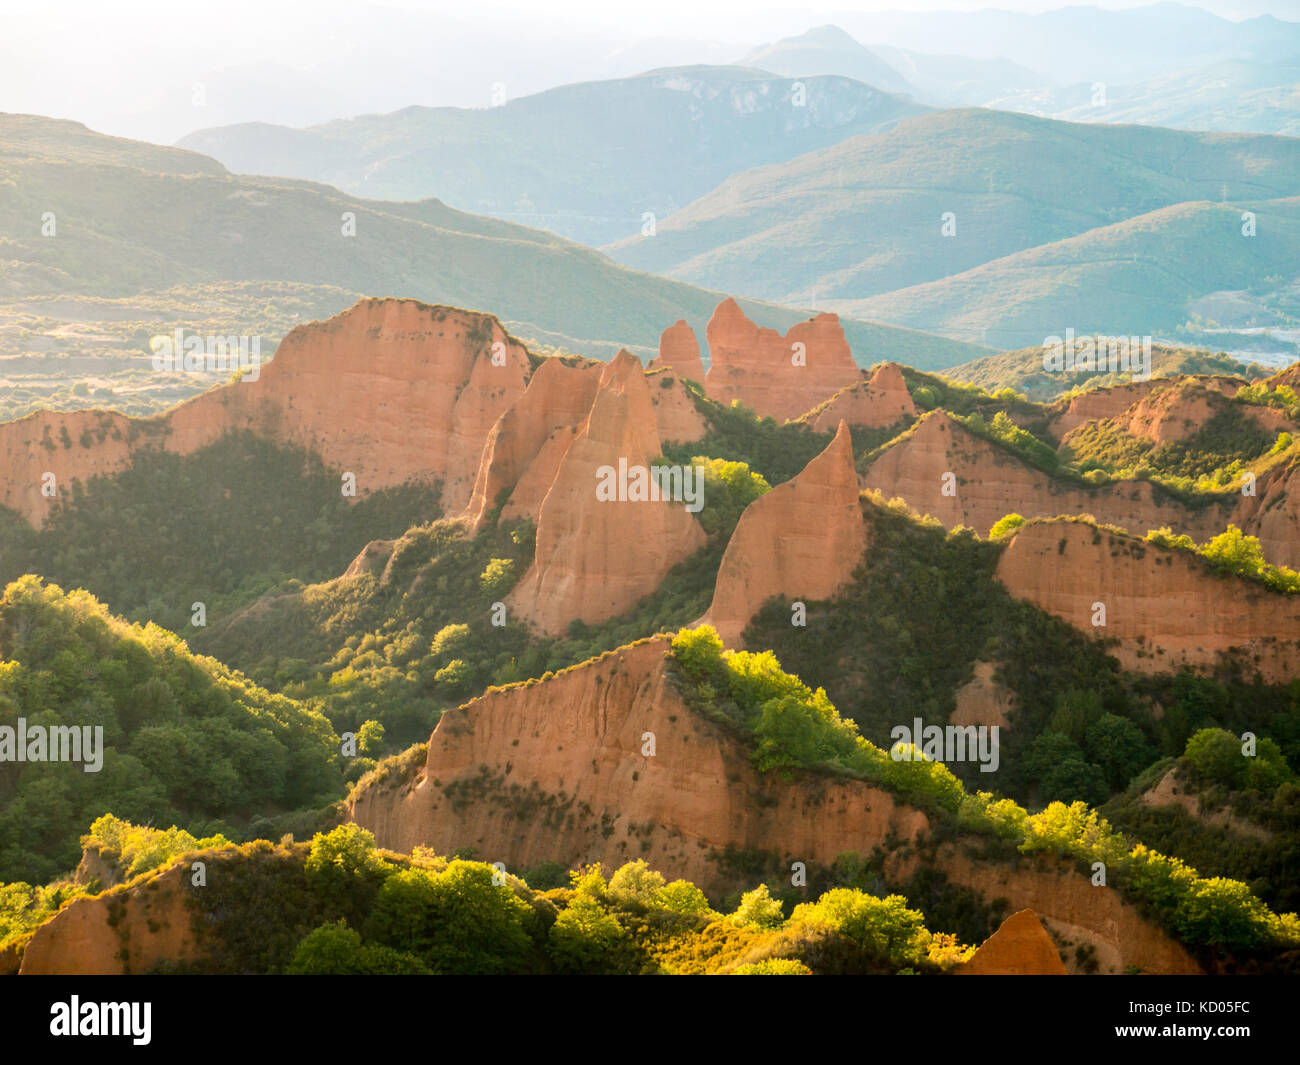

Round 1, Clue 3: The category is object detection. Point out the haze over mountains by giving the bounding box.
[0,112,985,420]
[169,7,1300,369]
[178,66,929,247]
[4,1,1300,984]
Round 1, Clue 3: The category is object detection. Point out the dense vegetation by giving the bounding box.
[1104,730,1300,914]
[668,627,1300,955]
[0,820,979,975]
[744,501,1300,803]
[0,577,344,884]
[0,431,439,634]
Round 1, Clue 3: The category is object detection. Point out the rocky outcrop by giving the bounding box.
[349,637,931,894]
[1060,379,1293,452]
[347,635,1201,972]
[648,320,705,382]
[702,422,867,647]
[861,411,1230,540]
[1139,768,1271,841]
[920,846,1200,974]
[507,353,707,634]
[704,298,861,422]
[0,298,532,525]
[805,362,915,431]
[957,910,1066,975]
[995,520,1300,683]
[950,661,1013,731]
[19,862,207,975]
[647,370,709,446]
[1235,456,1300,572]
[462,357,604,530]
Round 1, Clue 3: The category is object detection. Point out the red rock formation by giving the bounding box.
[462,357,604,530]
[805,362,914,431]
[995,520,1300,682]
[0,299,532,525]
[704,298,861,422]
[860,411,1229,540]
[19,862,206,975]
[648,319,705,382]
[950,661,1013,731]
[349,637,931,894]
[1047,376,1244,442]
[507,352,707,633]
[957,909,1066,975]
[702,421,867,647]
[647,370,709,445]
[347,635,1200,973]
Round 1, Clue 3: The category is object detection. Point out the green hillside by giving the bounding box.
[177,66,929,248]
[988,60,1300,137]
[945,344,1270,402]
[0,576,345,884]
[605,109,1300,308]
[834,199,1300,349]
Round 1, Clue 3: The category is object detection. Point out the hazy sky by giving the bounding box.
[2,1,1296,143]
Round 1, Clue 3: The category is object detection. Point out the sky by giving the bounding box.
[1,1,1296,142]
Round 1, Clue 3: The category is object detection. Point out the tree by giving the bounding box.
[790,890,931,970]
[286,920,431,974]
[989,513,1026,539]
[547,896,638,974]
[365,861,539,974]
[655,880,713,917]
[1084,713,1155,790]
[608,860,666,905]
[1183,728,1247,789]
[731,884,785,930]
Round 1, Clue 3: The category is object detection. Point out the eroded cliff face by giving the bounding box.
[648,319,706,383]
[995,520,1300,683]
[704,298,861,422]
[349,637,931,893]
[805,362,916,431]
[19,862,207,975]
[0,299,533,525]
[647,370,709,446]
[462,357,605,530]
[925,848,1201,974]
[347,636,1202,973]
[1232,455,1300,570]
[957,909,1066,975]
[702,421,867,647]
[860,411,1230,539]
[507,354,706,634]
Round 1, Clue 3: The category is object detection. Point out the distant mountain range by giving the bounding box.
[0,112,987,413]
[607,108,1300,348]
[177,66,928,248]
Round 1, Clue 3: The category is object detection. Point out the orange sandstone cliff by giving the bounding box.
[957,909,1067,975]
[860,411,1231,541]
[701,421,867,647]
[704,298,861,422]
[805,362,916,431]
[507,353,707,634]
[995,520,1300,683]
[346,637,1201,973]
[648,319,706,382]
[0,299,533,525]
